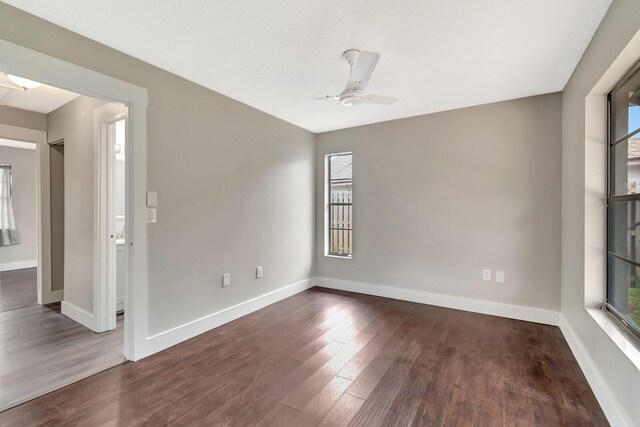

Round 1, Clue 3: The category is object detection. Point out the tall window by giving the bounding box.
[327,153,352,258]
[607,62,640,339]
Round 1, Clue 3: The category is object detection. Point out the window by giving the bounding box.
[326,153,352,258]
[607,61,640,339]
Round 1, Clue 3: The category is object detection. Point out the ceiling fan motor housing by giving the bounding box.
[339,89,365,106]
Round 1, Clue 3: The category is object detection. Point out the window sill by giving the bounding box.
[325,254,352,260]
[585,307,640,371]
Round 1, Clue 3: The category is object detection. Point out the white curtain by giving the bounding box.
[0,165,20,246]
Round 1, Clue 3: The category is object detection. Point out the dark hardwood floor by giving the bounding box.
[0,268,37,312]
[0,287,608,426]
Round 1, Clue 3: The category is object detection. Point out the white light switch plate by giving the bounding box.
[146,191,158,207]
[495,271,505,283]
[256,266,263,278]
[482,269,492,281]
[222,273,231,287]
[147,208,156,223]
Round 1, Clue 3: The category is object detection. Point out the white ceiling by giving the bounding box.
[0,73,79,114]
[5,0,612,133]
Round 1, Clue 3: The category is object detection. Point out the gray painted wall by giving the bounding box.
[0,105,46,131]
[0,145,37,266]
[316,93,562,311]
[49,143,64,292]
[562,0,640,423]
[47,95,109,312]
[0,3,315,335]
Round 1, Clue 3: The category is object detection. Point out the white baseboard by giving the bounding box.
[61,301,96,331]
[0,259,37,272]
[313,277,559,326]
[141,278,313,358]
[559,315,628,427]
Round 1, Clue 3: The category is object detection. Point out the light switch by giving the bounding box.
[482,269,492,281]
[222,273,231,287]
[146,191,158,207]
[147,208,156,223]
[256,266,263,278]
[496,271,505,283]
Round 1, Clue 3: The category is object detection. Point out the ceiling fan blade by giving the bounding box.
[346,51,380,91]
[293,95,338,101]
[364,94,398,105]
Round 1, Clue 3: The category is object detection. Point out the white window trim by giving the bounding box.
[324,152,353,259]
[584,27,640,371]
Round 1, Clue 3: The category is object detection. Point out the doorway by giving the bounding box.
[0,81,130,410]
[0,37,149,407]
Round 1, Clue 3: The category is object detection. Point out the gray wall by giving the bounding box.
[316,93,562,311]
[0,3,315,334]
[0,105,46,131]
[47,95,109,312]
[49,143,64,292]
[562,0,640,423]
[0,145,37,267]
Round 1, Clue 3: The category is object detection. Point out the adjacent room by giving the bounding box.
[0,1,639,426]
[0,75,130,409]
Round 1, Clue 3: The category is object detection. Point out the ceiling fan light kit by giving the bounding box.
[5,74,41,91]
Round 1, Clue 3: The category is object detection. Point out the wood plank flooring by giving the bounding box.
[0,302,124,410]
[0,287,607,426]
[0,268,37,312]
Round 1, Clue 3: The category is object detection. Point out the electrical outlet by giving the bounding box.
[222,273,231,287]
[256,266,263,278]
[495,271,505,283]
[482,269,492,281]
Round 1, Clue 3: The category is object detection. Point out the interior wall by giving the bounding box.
[0,145,37,268]
[316,93,562,312]
[0,105,46,131]
[47,95,108,313]
[0,3,315,335]
[562,0,640,424]
[49,143,64,292]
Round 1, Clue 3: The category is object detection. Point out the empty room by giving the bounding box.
[0,1,638,426]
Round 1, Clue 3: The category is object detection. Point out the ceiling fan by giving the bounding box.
[302,49,398,107]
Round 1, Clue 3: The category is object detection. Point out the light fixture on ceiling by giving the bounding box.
[5,74,41,91]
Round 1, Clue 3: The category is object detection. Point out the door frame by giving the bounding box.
[94,106,127,332]
[0,39,149,361]
[0,125,50,302]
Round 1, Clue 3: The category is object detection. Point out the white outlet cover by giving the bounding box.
[222,273,231,287]
[482,269,492,281]
[256,266,263,278]
[496,271,505,283]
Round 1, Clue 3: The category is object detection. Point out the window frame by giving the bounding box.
[606,59,640,340]
[325,152,353,259]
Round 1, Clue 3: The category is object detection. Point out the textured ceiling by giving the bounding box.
[5,0,612,132]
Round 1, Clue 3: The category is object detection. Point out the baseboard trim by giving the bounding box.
[141,278,313,358]
[0,259,37,272]
[313,277,559,326]
[559,315,628,427]
[61,301,96,331]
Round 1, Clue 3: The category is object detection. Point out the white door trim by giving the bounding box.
[0,39,149,361]
[93,106,126,333]
[0,124,56,304]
